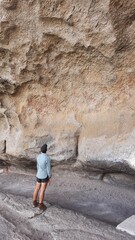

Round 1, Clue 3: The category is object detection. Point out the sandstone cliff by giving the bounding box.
[0,0,135,173]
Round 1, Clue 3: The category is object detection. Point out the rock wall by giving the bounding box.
[0,0,135,173]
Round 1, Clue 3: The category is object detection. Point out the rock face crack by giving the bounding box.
[3,140,6,154]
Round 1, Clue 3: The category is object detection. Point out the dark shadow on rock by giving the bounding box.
[75,159,135,176]
[0,158,11,168]
[0,154,36,171]
[109,0,135,52]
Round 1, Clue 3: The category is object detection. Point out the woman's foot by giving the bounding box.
[38,203,47,211]
[32,200,38,208]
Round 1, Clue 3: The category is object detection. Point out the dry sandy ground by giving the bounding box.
[0,168,135,240]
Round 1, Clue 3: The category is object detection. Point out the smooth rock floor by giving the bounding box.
[0,168,135,240]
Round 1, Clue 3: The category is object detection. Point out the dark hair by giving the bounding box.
[41,144,47,153]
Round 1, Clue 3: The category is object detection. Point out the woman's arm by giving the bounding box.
[46,156,52,178]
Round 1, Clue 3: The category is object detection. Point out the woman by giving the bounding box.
[32,144,52,210]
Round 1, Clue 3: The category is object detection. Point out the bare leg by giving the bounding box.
[33,182,41,202]
[39,182,48,204]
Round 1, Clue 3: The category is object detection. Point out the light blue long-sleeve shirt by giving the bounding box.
[36,153,51,179]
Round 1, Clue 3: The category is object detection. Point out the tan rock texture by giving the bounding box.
[0,0,135,173]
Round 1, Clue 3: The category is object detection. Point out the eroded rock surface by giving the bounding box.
[0,0,135,173]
